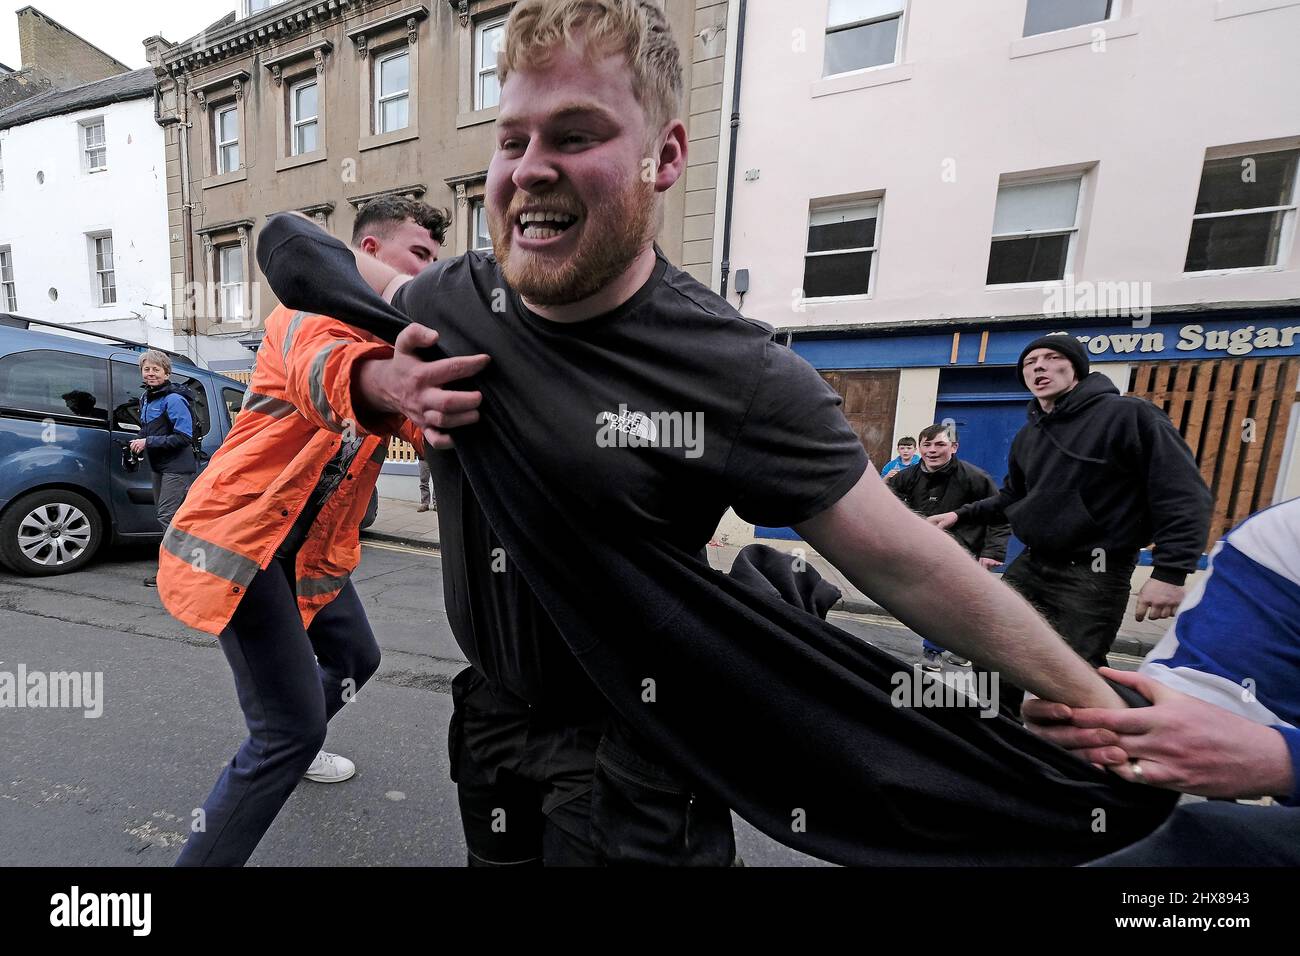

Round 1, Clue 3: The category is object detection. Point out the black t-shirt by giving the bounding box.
[392,248,867,712]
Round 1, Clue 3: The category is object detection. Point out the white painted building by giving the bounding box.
[713,0,1300,555]
[0,69,181,350]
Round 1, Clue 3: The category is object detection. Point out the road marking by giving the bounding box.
[362,540,439,558]
[828,609,908,629]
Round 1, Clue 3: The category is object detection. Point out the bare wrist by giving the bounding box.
[353,357,398,419]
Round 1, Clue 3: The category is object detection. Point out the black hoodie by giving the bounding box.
[957,373,1211,584]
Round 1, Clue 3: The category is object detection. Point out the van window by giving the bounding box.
[0,350,110,424]
[110,361,210,439]
[223,387,244,430]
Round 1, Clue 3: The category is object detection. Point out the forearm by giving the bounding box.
[351,356,401,434]
[798,474,1123,709]
[849,532,1121,707]
[147,432,190,451]
[956,492,1006,524]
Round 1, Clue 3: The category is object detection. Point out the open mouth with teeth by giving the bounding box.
[517,209,580,242]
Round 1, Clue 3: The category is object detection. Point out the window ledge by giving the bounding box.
[457,105,499,129]
[811,63,913,99]
[799,293,873,306]
[1010,18,1140,59]
[275,150,328,173]
[1215,0,1300,19]
[1184,264,1286,277]
[203,168,248,190]
[985,279,1067,291]
[360,125,420,152]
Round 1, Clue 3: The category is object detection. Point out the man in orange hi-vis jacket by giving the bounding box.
[161,197,486,867]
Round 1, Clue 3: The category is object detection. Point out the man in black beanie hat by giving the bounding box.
[930,333,1211,711]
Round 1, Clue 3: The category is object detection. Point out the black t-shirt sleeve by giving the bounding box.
[723,341,869,528]
[256,213,408,343]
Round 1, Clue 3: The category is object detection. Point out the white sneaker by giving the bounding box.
[304,750,356,784]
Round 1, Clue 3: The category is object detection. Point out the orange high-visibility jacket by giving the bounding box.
[158,305,424,636]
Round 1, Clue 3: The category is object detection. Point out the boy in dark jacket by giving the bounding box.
[930,334,1212,685]
[893,423,1010,669]
[131,349,196,587]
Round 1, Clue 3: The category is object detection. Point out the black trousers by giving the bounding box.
[991,550,1135,717]
[449,667,736,867]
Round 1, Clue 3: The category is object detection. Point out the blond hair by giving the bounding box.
[139,349,172,376]
[498,0,684,133]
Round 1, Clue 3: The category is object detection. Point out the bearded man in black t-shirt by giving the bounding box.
[262,0,1146,866]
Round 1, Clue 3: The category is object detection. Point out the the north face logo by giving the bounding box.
[595,404,704,459]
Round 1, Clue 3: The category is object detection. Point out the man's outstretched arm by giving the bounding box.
[795,469,1125,709]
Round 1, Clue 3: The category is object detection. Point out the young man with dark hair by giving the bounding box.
[159,196,453,866]
[880,436,918,480]
[257,0,1177,867]
[351,196,449,272]
[354,198,448,513]
[892,423,1009,670]
[930,334,1212,693]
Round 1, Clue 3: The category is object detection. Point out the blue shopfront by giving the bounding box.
[757,310,1300,564]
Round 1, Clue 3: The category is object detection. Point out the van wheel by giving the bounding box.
[0,490,104,576]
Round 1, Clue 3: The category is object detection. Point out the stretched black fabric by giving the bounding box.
[257,216,1177,865]
[729,543,843,620]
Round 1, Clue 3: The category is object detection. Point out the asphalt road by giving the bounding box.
[0,539,936,867]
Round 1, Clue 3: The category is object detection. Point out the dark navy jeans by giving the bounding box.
[175,556,380,866]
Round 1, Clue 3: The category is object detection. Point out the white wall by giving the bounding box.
[0,96,174,348]
[725,0,1300,331]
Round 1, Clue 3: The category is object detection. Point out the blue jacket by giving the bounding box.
[140,381,196,475]
[1140,498,1300,805]
[880,454,919,479]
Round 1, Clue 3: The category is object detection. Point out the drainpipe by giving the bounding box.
[178,76,198,365]
[718,0,748,301]
[152,69,197,363]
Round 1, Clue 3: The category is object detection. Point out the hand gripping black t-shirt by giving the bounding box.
[391,248,868,713]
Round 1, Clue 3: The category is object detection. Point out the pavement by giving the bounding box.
[363,496,1171,657]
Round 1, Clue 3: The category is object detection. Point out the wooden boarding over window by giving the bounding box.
[1131,358,1299,549]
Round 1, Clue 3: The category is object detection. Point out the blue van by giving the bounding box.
[0,314,248,576]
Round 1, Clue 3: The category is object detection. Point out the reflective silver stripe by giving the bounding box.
[282,310,309,362]
[308,339,348,431]
[240,390,297,419]
[298,572,349,598]
[370,438,390,463]
[162,526,261,586]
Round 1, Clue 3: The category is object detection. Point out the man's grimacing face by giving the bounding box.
[486,41,674,306]
[360,219,441,277]
[1022,347,1079,403]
